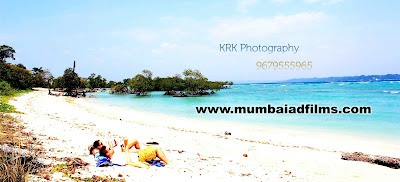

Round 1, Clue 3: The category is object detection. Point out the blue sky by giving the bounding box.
[1,0,399,82]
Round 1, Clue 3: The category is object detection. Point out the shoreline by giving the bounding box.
[8,88,400,181]
[80,95,400,157]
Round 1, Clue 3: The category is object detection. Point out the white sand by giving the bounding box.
[8,88,400,181]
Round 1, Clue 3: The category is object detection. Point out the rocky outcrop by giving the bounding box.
[194,90,210,95]
[173,91,188,97]
[164,90,176,95]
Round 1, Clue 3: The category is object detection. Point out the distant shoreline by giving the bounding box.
[233,74,400,85]
[237,80,400,85]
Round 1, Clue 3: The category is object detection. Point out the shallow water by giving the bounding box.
[87,81,400,140]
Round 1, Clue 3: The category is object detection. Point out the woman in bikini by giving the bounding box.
[89,139,169,168]
[88,140,116,167]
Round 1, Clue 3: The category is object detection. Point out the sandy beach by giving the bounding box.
[7,88,400,181]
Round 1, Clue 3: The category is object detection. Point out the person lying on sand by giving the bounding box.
[123,139,170,168]
[89,139,117,167]
[89,139,169,168]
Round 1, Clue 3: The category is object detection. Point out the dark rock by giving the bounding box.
[224,131,231,135]
[194,90,210,95]
[164,90,176,95]
[173,92,188,97]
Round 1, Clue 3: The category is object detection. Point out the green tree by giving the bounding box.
[61,68,81,95]
[88,73,107,89]
[107,81,116,88]
[31,67,53,88]
[131,70,154,95]
[16,63,26,69]
[0,45,16,63]
[183,69,208,94]
[157,75,184,91]
[0,63,34,90]
[80,77,89,88]
[110,83,128,94]
[208,81,225,92]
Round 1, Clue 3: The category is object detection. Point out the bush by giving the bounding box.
[0,63,34,90]
[110,84,128,94]
[0,81,16,96]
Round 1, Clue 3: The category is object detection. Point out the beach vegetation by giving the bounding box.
[80,77,90,89]
[59,68,81,95]
[31,67,54,88]
[130,70,154,95]
[107,81,116,88]
[154,74,185,91]
[183,69,209,94]
[0,45,54,90]
[0,62,35,90]
[208,81,226,92]
[88,73,107,89]
[16,63,26,69]
[0,81,16,96]
[0,88,32,113]
[109,83,128,94]
[123,78,132,87]
[51,76,62,89]
[109,69,231,95]
[0,45,16,63]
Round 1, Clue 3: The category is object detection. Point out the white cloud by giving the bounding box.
[208,12,326,39]
[237,0,259,13]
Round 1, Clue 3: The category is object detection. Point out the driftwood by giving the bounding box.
[341,152,400,169]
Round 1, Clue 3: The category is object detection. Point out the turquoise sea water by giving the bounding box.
[87,81,400,140]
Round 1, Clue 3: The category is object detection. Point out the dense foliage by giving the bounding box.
[52,68,81,94]
[88,73,107,89]
[129,70,154,95]
[0,81,16,96]
[110,69,230,95]
[0,62,34,90]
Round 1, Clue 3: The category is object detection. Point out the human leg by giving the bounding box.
[153,146,169,165]
[125,139,140,150]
